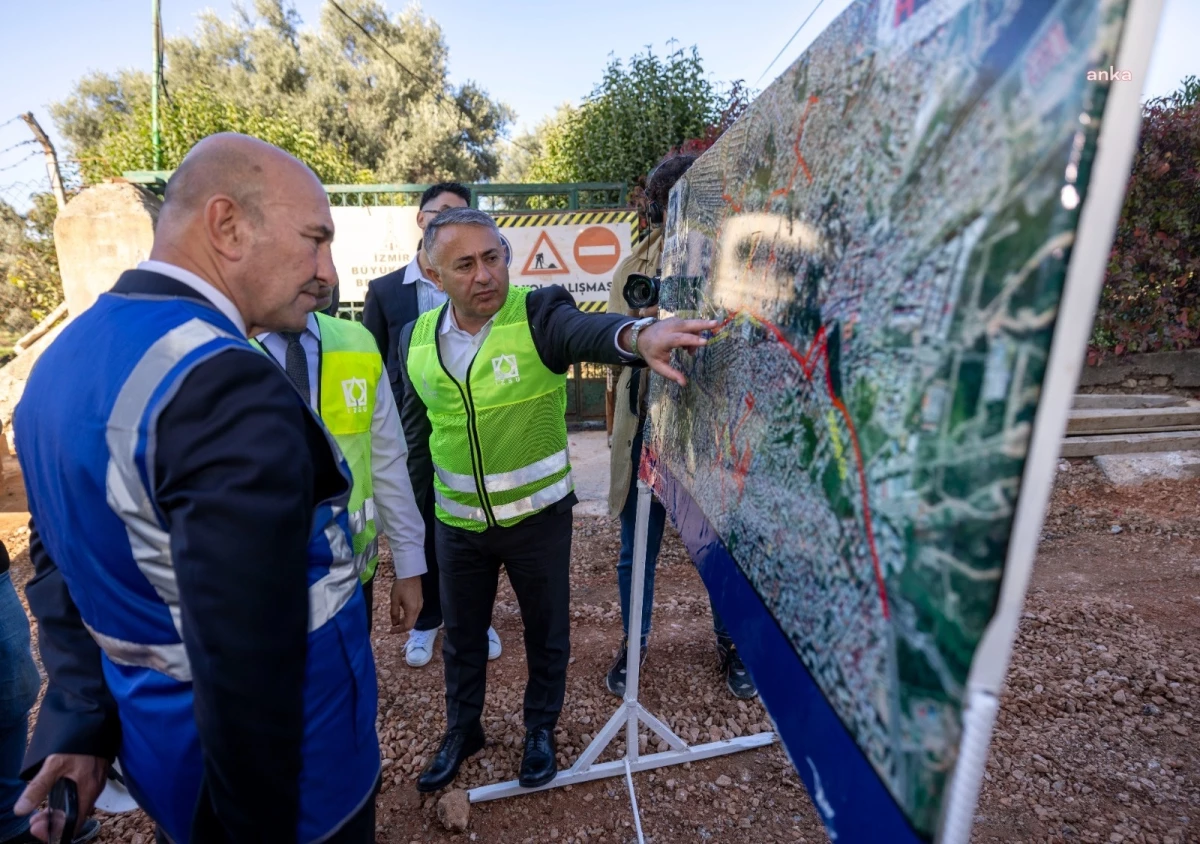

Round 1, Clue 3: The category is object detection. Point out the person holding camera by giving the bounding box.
[604,153,758,702]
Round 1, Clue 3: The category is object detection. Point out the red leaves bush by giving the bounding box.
[1091,78,1200,361]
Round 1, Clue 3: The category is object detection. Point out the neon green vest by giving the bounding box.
[406,286,571,532]
[314,313,381,582]
[253,316,381,582]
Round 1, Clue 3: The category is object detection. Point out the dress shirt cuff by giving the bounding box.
[390,547,427,581]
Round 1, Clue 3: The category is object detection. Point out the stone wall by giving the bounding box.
[1078,349,1200,397]
[54,181,161,316]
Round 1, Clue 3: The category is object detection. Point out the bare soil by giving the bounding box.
[4,458,1198,843]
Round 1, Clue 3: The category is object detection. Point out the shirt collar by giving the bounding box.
[137,260,247,336]
[256,312,320,344]
[402,255,435,286]
[439,304,493,338]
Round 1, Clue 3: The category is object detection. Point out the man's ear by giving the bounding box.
[205,195,249,261]
[425,261,446,291]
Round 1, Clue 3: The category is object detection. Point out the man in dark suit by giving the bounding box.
[13,134,380,843]
[362,182,503,668]
[399,207,718,793]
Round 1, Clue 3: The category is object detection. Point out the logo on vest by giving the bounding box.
[421,372,438,400]
[492,354,520,384]
[341,377,370,412]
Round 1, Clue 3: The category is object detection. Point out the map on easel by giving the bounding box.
[520,231,570,276]
[640,0,1152,840]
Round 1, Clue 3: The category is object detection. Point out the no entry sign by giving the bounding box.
[573,226,622,275]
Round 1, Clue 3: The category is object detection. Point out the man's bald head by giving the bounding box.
[161,133,318,226]
[149,133,337,336]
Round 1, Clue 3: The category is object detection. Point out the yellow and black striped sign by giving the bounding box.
[495,210,643,246]
[492,208,639,306]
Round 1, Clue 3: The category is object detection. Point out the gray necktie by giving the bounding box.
[280,331,310,405]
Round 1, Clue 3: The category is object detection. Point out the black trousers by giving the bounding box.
[414,488,444,631]
[362,574,375,633]
[437,502,573,732]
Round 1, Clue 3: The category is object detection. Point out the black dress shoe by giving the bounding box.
[417,725,485,793]
[519,726,557,788]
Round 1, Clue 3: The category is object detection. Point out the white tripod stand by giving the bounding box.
[468,480,775,842]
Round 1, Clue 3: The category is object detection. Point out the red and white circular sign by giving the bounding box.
[573,226,622,275]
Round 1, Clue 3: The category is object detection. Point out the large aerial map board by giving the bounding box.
[642,0,1159,840]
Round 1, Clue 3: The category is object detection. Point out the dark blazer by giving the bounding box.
[398,284,634,512]
[362,257,421,408]
[22,270,348,840]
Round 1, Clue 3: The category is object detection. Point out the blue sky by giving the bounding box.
[0,0,1195,209]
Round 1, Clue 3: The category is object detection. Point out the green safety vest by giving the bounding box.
[406,286,571,532]
[254,315,381,582]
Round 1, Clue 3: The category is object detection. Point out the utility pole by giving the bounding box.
[20,113,67,210]
[151,0,163,171]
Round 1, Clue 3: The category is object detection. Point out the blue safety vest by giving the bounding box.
[14,291,380,843]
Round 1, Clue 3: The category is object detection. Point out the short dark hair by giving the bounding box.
[423,207,499,259]
[420,182,472,210]
[646,154,699,209]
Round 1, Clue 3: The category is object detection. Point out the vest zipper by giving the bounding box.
[459,356,497,527]
[431,315,497,528]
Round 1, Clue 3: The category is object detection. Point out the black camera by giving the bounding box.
[623,273,660,310]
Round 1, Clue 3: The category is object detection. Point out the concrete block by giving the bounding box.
[54,182,160,316]
[1094,450,1200,486]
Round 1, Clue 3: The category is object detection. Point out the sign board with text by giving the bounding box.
[330,206,641,310]
[329,206,421,303]
[496,211,640,312]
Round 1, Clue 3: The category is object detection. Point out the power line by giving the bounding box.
[325,0,538,157]
[755,0,829,85]
[0,116,21,131]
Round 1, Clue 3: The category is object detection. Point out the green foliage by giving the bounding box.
[80,85,369,184]
[497,104,576,183]
[525,46,730,186]
[51,0,513,185]
[1091,75,1200,357]
[0,193,65,331]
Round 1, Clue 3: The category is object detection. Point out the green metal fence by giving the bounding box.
[123,172,626,211]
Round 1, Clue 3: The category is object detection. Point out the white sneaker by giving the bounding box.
[406,625,441,667]
[487,626,502,661]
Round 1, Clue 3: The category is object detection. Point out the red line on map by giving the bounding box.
[712,312,890,620]
[771,95,819,198]
[730,393,756,494]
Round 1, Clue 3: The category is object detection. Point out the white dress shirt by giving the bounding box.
[258,314,427,580]
[438,306,495,382]
[437,300,639,382]
[403,256,449,316]
[137,260,247,336]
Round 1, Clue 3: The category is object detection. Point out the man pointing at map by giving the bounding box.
[397,207,718,792]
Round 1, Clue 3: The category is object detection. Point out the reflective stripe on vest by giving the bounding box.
[407,286,572,532]
[315,313,381,582]
[100,317,359,679]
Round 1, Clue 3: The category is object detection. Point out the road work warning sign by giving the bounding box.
[330,207,640,309]
[496,210,641,311]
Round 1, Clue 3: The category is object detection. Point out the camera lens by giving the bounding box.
[622,273,659,310]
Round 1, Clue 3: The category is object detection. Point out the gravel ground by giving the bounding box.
[4,458,1198,843]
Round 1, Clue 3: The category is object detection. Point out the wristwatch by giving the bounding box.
[628,316,657,359]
